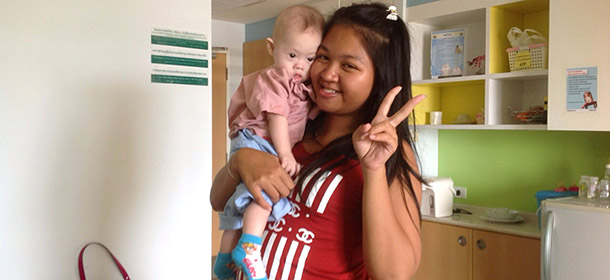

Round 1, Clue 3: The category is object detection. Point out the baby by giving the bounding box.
[213,5,324,280]
[582,91,597,109]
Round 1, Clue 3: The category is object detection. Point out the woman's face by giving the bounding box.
[310,24,375,119]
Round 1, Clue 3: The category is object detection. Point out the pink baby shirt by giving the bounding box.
[227,67,316,147]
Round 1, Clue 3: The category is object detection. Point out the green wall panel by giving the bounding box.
[439,130,610,212]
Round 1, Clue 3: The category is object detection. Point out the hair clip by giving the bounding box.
[386,5,398,21]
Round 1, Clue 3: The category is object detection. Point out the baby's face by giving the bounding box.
[272,29,322,82]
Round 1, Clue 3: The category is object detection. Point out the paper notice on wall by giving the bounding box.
[151,27,209,86]
[566,67,598,112]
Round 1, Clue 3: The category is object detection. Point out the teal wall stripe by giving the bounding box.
[151,74,207,86]
[151,35,208,50]
[151,55,207,68]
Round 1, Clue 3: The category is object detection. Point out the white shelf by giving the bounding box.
[408,0,550,131]
[406,0,514,24]
[409,7,486,26]
[413,69,547,85]
[413,75,486,85]
[418,124,547,130]
[488,69,548,80]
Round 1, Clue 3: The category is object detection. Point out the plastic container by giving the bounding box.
[536,190,578,209]
[506,43,548,72]
[535,190,578,228]
[588,176,600,199]
[579,175,591,198]
[604,162,610,181]
[598,180,610,199]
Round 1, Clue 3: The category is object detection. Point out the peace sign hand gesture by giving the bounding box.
[352,86,426,170]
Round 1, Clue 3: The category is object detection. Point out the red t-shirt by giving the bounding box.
[237,143,368,280]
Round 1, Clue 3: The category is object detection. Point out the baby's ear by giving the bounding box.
[266,37,274,57]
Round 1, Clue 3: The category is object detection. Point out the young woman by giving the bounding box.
[211,3,426,279]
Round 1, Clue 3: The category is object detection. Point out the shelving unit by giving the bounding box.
[407,0,549,130]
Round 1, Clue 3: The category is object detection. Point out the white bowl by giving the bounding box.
[452,113,475,124]
[486,208,518,220]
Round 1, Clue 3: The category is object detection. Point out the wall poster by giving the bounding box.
[151,27,209,86]
[566,67,598,112]
[430,28,465,79]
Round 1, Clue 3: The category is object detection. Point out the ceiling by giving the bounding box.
[211,0,394,24]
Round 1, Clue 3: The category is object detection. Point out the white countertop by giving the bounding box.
[421,203,541,239]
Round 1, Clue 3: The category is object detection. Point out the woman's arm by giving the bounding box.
[352,87,425,279]
[361,144,422,279]
[210,161,240,212]
[210,147,296,211]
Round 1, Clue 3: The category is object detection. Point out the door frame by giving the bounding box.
[211,49,230,257]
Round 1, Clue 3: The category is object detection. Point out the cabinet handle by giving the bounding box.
[457,235,467,246]
[542,210,554,280]
[476,239,486,250]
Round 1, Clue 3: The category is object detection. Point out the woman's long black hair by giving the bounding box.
[297,3,424,218]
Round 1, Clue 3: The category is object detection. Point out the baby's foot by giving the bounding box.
[213,252,236,279]
[231,234,267,280]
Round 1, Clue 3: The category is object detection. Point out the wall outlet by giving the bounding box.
[455,186,467,199]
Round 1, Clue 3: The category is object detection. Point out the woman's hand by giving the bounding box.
[232,148,295,209]
[352,86,426,170]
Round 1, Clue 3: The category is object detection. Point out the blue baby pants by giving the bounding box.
[218,129,291,230]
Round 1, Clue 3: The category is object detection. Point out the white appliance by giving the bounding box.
[540,197,610,280]
[421,177,456,217]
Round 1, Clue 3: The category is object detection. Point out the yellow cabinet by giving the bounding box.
[414,221,540,280]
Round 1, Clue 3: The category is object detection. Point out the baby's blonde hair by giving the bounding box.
[272,5,325,42]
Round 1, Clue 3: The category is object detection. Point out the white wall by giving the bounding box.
[0,0,211,279]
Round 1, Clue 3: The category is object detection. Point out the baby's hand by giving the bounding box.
[279,153,301,177]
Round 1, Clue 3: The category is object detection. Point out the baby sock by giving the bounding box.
[213,252,235,280]
[231,234,267,280]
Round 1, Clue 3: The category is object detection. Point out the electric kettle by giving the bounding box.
[421,177,456,217]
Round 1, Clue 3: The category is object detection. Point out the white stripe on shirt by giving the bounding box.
[296,168,320,202]
[316,174,343,213]
[280,240,299,280]
[293,245,311,280]
[269,236,287,279]
[305,171,330,207]
[263,232,276,268]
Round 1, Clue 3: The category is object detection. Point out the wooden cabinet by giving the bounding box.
[243,38,273,75]
[406,0,549,130]
[471,228,540,280]
[413,221,540,280]
[413,221,472,280]
[547,0,610,131]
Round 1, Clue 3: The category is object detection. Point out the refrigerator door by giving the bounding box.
[541,197,610,280]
